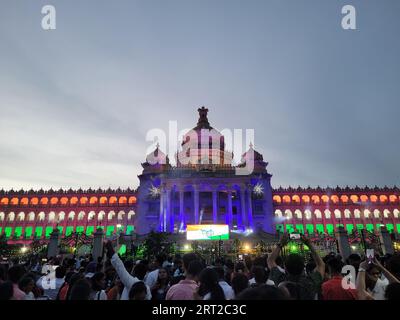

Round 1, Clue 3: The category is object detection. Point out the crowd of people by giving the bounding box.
[1,234,400,300]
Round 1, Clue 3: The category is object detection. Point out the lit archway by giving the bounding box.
[18,212,25,221]
[128,210,135,219]
[324,210,331,219]
[273,195,281,203]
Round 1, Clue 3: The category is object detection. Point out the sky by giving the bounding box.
[0,0,399,190]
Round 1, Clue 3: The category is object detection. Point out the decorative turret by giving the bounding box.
[238,143,268,172]
[142,143,170,173]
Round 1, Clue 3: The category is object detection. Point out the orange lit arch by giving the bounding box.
[301,195,310,203]
[292,195,300,203]
[50,197,58,205]
[30,197,39,205]
[360,195,368,202]
[340,195,348,203]
[0,198,9,206]
[282,195,291,203]
[80,197,88,205]
[331,195,339,203]
[311,195,320,204]
[273,195,281,203]
[321,195,329,203]
[60,197,68,205]
[370,195,378,203]
[119,196,128,205]
[20,197,28,205]
[350,195,358,203]
[40,197,49,205]
[389,195,397,203]
[10,197,19,205]
[70,197,78,205]
[100,196,108,205]
[109,196,117,205]
[379,195,388,203]
[128,196,137,204]
[90,196,98,205]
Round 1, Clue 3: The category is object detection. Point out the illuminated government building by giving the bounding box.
[1,107,399,245]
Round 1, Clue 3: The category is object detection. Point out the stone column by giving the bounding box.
[240,186,247,229]
[336,226,351,260]
[166,188,172,232]
[380,226,394,255]
[227,188,233,228]
[159,185,165,231]
[246,184,254,229]
[194,185,199,224]
[179,188,184,229]
[212,189,218,224]
[92,228,105,261]
[47,229,60,258]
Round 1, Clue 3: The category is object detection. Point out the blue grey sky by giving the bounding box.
[0,0,399,190]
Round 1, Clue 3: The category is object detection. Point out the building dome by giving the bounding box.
[177,107,232,166]
[145,143,169,165]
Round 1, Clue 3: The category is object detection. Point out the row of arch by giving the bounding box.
[0,210,135,223]
[275,209,400,220]
[273,194,399,205]
[0,196,137,206]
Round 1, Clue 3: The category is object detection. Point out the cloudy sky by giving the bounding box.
[0,0,399,190]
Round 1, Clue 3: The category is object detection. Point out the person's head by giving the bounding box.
[231,273,249,296]
[186,260,203,281]
[234,262,246,274]
[66,273,85,300]
[0,281,13,300]
[214,267,225,281]
[91,272,106,291]
[55,266,67,279]
[173,259,182,269]
[157,268,169,284]
[198,267,225,300]
[154,254,166,269]
[7,265,26,284]
[225,260,234,272]
[214,258,223,267]
[385,282,400,300]
[278,281,300,300]
[69,279,91,300]
[133,263,148,280]
[18,276,34,294]
[253,257,266,268]
[252,266,267,285]
[0,266,6,282]
[182,253,198,273]
[347,254,361,270]
[237,284,286,300]
[129,281,147,300]
[386,254,400,281]
[85,262,97,275]
[170,275,185,286]
[366,265,381,285]
[305,261,316,276]
[284,254,305,276]
[326,257,344,277]
[275,256,284,268]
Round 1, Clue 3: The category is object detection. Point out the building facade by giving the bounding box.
[0,108,399,244]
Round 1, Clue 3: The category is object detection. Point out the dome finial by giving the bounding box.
[197,106,210,128]
[249,142,253,149]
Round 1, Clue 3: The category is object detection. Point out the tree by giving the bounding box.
[142,231,173,260]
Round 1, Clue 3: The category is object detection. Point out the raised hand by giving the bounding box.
[105,240,115,259]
